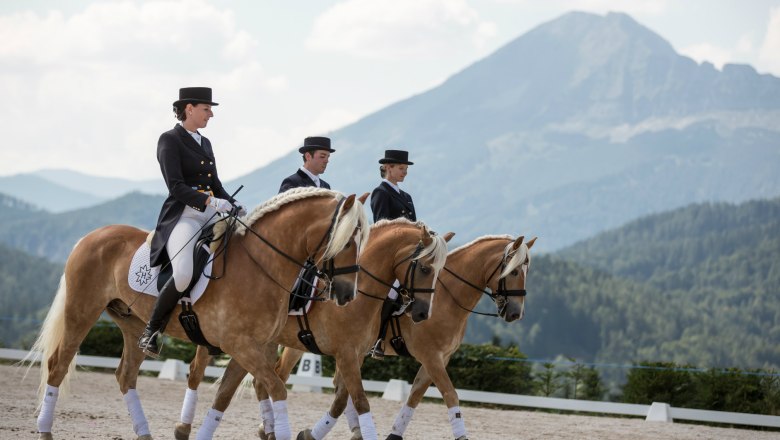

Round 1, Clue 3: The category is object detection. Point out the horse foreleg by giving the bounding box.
[420,360,468,440]
[383,365,432,440]
[232,344,291,440]
[193,357,250,440]
[258,344,294,440]
[111,314,155,440]
[173,345,211,440]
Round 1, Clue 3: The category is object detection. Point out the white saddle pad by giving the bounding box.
[128,242,212,304]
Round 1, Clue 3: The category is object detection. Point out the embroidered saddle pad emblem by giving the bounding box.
[127,242,213,304]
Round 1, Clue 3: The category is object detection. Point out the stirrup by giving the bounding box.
[368,339,385,360]
[138,330,163,359]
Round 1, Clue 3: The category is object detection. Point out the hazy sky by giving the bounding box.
[1,0,778,181]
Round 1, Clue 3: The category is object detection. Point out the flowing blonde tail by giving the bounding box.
[23,273,76,404]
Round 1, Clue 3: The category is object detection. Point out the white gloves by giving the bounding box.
[208,197,232,213]
[235,201,248,217]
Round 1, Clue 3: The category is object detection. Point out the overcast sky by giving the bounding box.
[1,0,778,181]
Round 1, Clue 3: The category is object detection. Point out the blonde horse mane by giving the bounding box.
[372,218,448,273]
[212,187,370,260]
[449,235,530,279]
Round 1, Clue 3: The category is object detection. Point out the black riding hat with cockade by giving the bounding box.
[379,149,413,165]
[173,87,219,107]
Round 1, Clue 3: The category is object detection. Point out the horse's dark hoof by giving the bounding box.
[386,434,403,440]
[174,422,191,440]
[455,436,469,440]
[296,429,314,440]
[350,426,363,440]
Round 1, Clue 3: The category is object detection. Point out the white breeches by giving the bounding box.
[166,205,218,292]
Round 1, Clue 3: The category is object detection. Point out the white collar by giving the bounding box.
[383,179,401,193]
[300,166,321,187]
[180,123,202,145]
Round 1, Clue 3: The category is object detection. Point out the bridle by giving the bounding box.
[236,196,361,301]
[359,240,436,309]
[441,243,527,317]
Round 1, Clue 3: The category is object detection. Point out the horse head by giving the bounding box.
[395,225,454,323]
[490,235,536,322]
[316,193,371,306]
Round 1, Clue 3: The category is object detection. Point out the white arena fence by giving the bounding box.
[3,348,779,429]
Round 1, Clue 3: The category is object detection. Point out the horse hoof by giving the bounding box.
[455,437,469,440]
[386,434,402,440]
[38,433,53,440]
[351,426,364,440]
[296,429,315,440]
[258,425,269,440]
[137,435,154,440]
[174,422,192,440]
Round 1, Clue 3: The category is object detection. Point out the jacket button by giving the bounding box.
[208,173,212,177]
[210,161,213,165]
[201,161,205,165]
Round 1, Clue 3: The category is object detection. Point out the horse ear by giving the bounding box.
[342,194,356,212]
[443,232,455,243]
[420,224,433,246]
[512,235,525,251]
[526,236,537,249]
[358,192,370,204]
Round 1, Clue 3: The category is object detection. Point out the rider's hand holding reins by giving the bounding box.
[208,196,233,213]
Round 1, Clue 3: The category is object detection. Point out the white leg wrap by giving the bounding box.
[196,408,224,440]
[345,396,360,431]
[180,388,198,424]
[448,406,468,439]
[123,389,151,437]
[259,398,275,433]
[272,400,291,440]
[36,385,59,433]
[390,404,415,437]
[358,412,377,440]
[310,412,338,439]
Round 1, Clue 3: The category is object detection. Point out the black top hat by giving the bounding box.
[173,87,219,107]
[299,136,336,154]
[379,149,414,165]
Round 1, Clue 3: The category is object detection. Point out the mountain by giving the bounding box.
[31,169,165,199]
[0,174,105,212]
[0,192,164,262]
[0,193,44,222]
[465,197,780,370]
[0,243,62,348]
[224,11,780,251]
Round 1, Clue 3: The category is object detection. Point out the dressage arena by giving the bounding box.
[1,365,774,440]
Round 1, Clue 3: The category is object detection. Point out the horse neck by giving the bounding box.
[239,197,332,277]
[359,224,415,297]
[442,238,509,309]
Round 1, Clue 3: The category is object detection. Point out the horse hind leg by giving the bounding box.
[28,274,108,438]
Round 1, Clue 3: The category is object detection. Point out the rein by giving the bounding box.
[233,196,359,300]
[358,241,433,306]
[440,246,527,317]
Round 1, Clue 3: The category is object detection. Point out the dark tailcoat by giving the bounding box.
[370,181,416,222]
[150,124,235,267]
[278,169,331,193]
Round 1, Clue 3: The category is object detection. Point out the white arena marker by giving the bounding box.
[646,402,673,423]
[158,359,188,381]
[292,352,322,393]
[382,379,410,401]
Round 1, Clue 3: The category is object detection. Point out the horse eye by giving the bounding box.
[420,266,431,275]
[511,269,519,276]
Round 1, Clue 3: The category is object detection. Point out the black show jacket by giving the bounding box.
[278,169,331,193]
[150,124,235,267]
[370,181,416,222]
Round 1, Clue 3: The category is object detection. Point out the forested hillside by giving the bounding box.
[465,198,780,370]
[0,191,163,262]
[0,243,62,347]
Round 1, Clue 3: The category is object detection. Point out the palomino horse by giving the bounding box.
[172,218,453,440]
[287,234,536,440]
[26,187,370,440]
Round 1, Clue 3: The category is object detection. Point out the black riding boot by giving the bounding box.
[138,277,182,358]
[369,298,398,360]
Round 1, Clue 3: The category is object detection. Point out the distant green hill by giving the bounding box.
[0,243,62,348]
[464,198,780,370]
[0,191,164,262]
